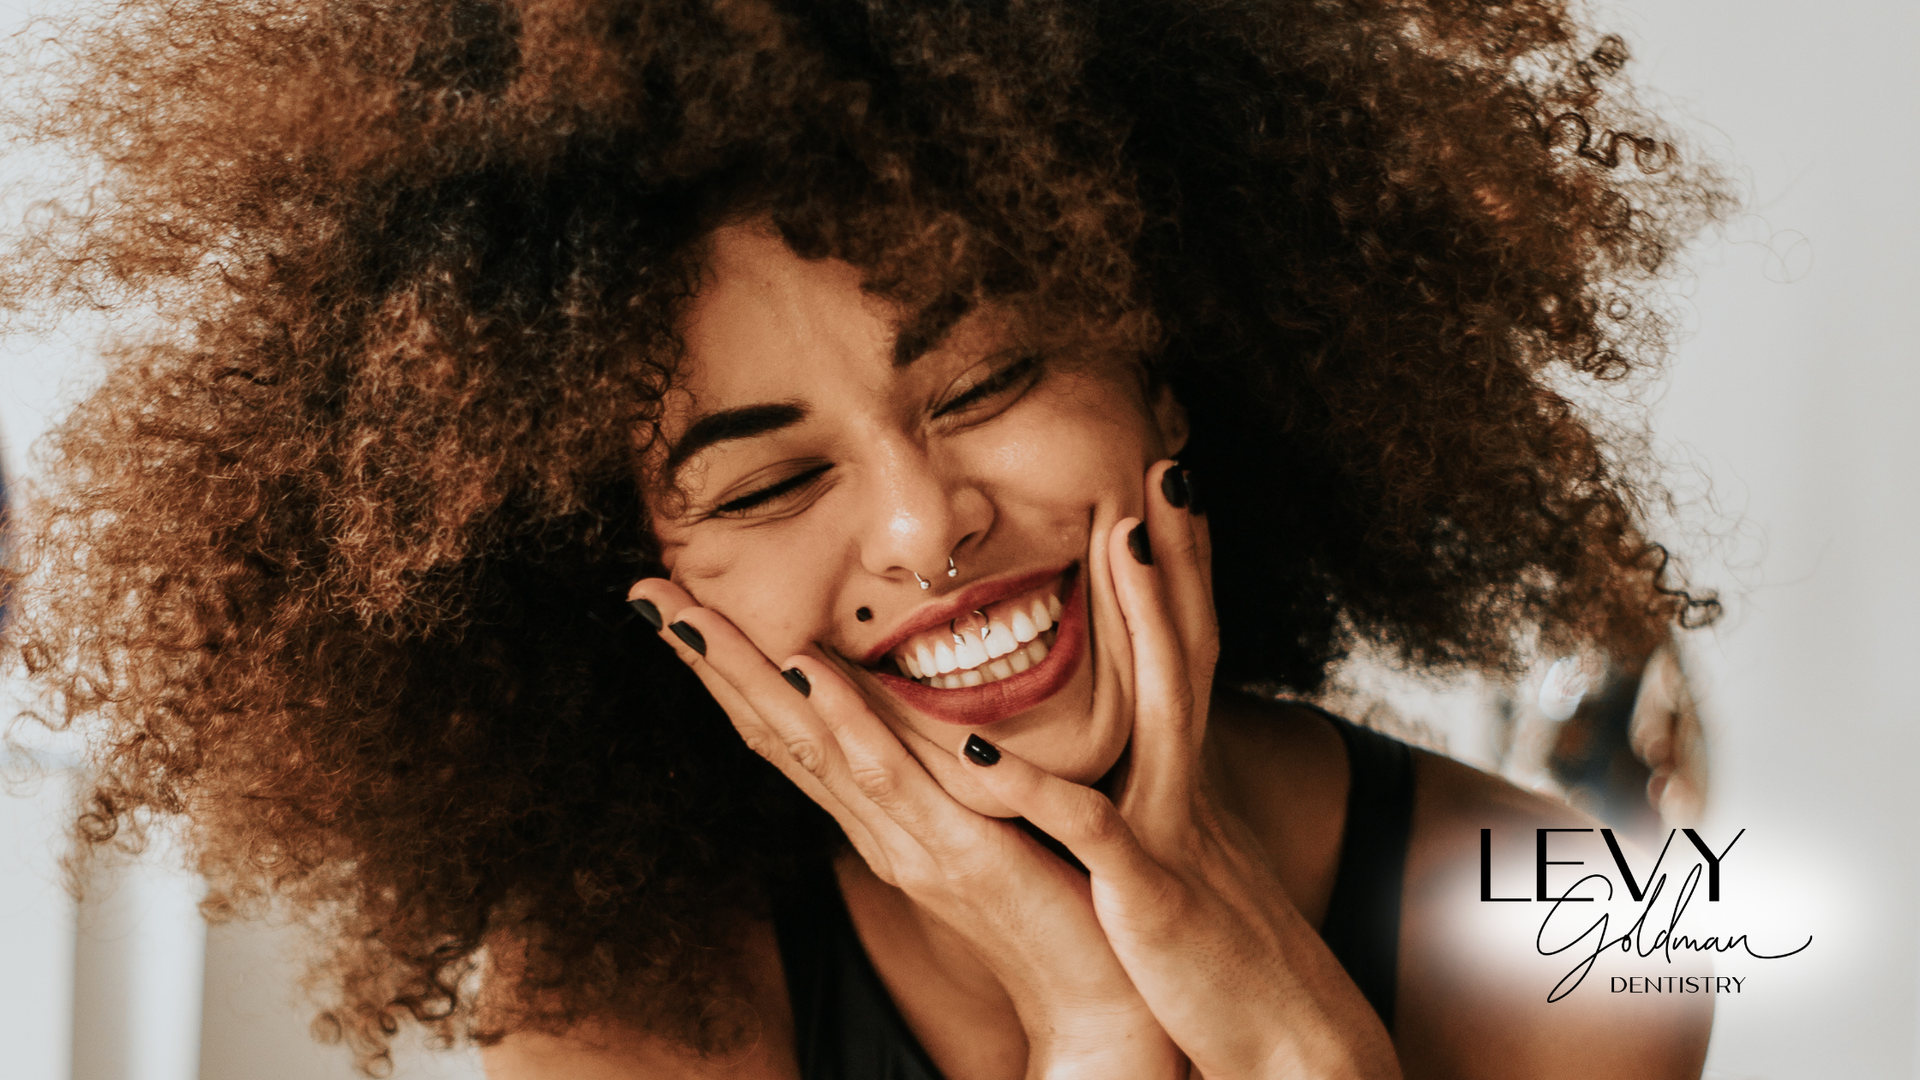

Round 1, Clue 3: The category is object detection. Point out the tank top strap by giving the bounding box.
[1305,704,1418,1031]
[771,858,948,1080]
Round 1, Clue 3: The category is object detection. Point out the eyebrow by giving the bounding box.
[891,291,974,367]
[663,401,809,481]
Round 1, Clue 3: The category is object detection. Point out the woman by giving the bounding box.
[5,0,1723,1076]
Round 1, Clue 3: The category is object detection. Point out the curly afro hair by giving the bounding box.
[2,0,1724,1066]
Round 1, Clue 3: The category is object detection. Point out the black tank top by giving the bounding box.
[770,712,1416,1080]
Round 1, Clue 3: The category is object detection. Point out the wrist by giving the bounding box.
[1020,1005,1186,1080]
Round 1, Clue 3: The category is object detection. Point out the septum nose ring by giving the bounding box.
[911,557,960,590]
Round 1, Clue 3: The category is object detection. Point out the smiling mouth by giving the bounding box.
[865,567,1086,726]
[886,587,1064,688]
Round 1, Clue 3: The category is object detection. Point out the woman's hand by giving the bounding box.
[626,580,1186,1080]
[960,461,1403,1080]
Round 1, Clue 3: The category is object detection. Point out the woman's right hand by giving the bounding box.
[628,578,1186,1080]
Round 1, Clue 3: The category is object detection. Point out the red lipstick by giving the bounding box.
[871,568,1087,726]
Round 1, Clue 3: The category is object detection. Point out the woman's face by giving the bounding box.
[650,223,1185,816]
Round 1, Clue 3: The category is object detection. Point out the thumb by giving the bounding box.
[954,733,1167,890]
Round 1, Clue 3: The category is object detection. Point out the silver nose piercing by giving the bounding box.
[912,571,930,590]
[947,556,958,577]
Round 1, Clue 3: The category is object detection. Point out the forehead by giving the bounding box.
[673,224,895,413]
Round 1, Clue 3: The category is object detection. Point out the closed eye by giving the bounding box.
[712,462,833,516]
[933,354,1042,418]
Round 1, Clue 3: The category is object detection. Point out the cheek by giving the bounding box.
[666,532,840,659]
[985,382,1159,513]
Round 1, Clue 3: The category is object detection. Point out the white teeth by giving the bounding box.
[891,583,1069,689]
[985,621,1017,658]
[909,630,1055,688]
[954,632,988,670]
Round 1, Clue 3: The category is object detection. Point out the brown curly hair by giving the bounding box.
[3,0,1725,1067]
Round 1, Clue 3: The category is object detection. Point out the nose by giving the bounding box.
[857,439,992,589]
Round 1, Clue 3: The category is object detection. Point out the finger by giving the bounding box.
[1147,460,1220,733]
[784,653,998,866]
[656,602,935,850]
[955,732,1177,898]
[1106,515,1200,816]
[627,578,786,758]
[627,579,887,860]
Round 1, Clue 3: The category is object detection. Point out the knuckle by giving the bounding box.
[784,737,830,775]
[738,730,777,761]
[1068,790,1126,847]
[847,761,900,803]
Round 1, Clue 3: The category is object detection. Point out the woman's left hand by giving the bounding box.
[961,461,1403,1080]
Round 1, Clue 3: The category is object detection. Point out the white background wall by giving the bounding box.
[2,0,1917,1077]
[1616,1,1920,1077]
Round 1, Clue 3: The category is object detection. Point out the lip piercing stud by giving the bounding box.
[952,609,990,645]
[856,607,873,622]
[947,557,958,578]
[912,571,930,590]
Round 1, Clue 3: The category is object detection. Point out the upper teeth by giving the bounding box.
[899,593,1061,685]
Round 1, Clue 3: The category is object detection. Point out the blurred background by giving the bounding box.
[2,0,1916,1077]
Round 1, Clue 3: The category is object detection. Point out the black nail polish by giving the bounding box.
[668,621,707,655]
[1127,522,1153,566]
[782,667,812,697]
[1160,467,1190,509]
[963,734,1001,767]
[629,597,664,630]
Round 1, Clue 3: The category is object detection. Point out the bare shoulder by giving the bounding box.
[483,919,800,1080]
[1396,752,1712,1080]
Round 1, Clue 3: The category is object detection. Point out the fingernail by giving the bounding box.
[668,621,707,655]
[1127,522,1153,566]
[782,667,811,697]
[1160,467,1190,509]
[629,597,664,630]
[963,734,1001,767]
